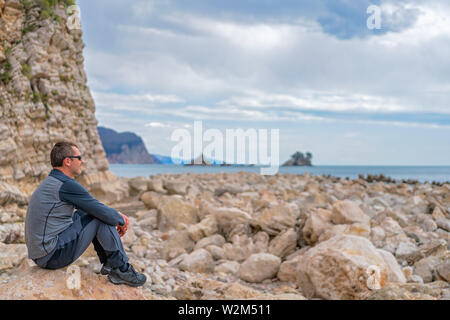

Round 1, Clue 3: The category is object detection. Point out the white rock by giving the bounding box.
[414,256,442,283]
[277,255,303,282]
[147,179,167,194]
[211,206,252,239]
[408,275,424,284]
[370,226,386,247]
[205,245,225,260]
[380,217,404,237]
[331,200,370,226]
[296,235,391,300]
[431,207,446,221]
[302,209,333,245]
[402,266,413,278]
[395,242,418,260]
[251,203,297,236]
[157,196,199,231]
[0,222,24,243]
[163,180,188,195]
[187,215,218,242]
[179,249,214,273]
[214,261,240,275]
[128,177,149,193]
[377,249,406,283]
[0,243,27,273]
[268,228,297,258]
[194,234,226,250]
[436,260,450,282]
[238,253,281,283]
[436,218,450,232]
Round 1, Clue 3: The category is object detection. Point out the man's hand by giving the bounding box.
[117,212,129,237]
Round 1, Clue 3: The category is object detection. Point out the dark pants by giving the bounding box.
[43,210,129,270]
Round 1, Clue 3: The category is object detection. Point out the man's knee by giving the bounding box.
[76,210,117,231]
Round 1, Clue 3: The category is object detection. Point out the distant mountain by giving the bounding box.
[97,127,161,164]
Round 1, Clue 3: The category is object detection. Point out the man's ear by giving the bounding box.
[62,157,71,167]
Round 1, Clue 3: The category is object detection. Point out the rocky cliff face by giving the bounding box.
[0,0,129,208]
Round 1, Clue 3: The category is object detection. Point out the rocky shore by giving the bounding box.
[0,171,449,300]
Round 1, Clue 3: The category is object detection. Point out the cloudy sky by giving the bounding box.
[76,0,450,165]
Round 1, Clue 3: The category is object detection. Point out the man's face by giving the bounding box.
[68,146,85,177]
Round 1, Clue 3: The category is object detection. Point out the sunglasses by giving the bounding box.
[67,155,82,160]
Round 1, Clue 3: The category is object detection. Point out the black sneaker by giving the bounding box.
[108,264,147,287]
[100,265,111,275]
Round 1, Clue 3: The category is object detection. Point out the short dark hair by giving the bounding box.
[50,141,78,167]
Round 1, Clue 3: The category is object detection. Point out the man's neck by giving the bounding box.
[53,167,74,179]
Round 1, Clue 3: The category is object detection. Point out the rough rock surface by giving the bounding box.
[0,259,146,300]
[238,253,281,283]
[296,235,391,300]
[1,166,449,300]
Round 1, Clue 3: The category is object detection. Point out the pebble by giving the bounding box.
[154,284,173,296]
[436,219,450,232]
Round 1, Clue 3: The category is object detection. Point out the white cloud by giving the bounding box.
[83,2,450,140]
[162,13,316,51]
[145,122,168,128]
[92,91,184,112]
[375,1,450,47]
[218,90,413,113]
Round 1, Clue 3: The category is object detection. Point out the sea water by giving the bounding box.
[109,164,450,183]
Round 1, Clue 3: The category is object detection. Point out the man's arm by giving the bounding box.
[59,179,125,226]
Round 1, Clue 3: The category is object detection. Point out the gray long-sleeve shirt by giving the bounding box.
[25,169,125,260]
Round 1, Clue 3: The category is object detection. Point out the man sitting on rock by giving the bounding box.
[24,141,146,287]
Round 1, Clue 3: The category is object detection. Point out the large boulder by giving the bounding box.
[187,215,218,242]
[157,196,199,231]
[160,230,195,261]
[251,203,297,236]
[331,200,370,226]
[79,172,130,204]
[277,254,304,282]
[210,206,252,240]
[302,209,333,245]
[413,249,450,283]
[140,191,165,210]
[296,235,391,300]
[268,228,298,258]
[194,234,226,251]
[377,249,406,283]
[128,176,149,195]
[0,262,145,300]
[147,179,167,194]
[163,180,188,195]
